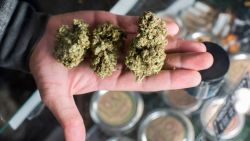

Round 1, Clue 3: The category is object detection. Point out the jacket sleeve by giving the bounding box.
[0,0,48,72]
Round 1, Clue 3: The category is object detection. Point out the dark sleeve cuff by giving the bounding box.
[0,1,48,72]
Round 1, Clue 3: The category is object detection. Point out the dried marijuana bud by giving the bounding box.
[125,11,168,81]
[91,22,124,78]
[54,19,90,68]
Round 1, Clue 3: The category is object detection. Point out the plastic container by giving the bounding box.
[186,42,230,99]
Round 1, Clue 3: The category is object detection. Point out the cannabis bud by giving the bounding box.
[125,11,168,81]
[54,19,90,68]
[91,22,124,78]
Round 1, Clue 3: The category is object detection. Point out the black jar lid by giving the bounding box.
[200,42,230,81]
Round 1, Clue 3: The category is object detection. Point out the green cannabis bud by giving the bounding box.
[91,22,124,78]
[54,19,90,68]
[125,11,168,81]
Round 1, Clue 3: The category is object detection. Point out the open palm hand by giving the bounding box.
[30,11,213,141]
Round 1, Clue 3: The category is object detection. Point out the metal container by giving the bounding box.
[90,90,144,135]
[200,98,245,140]
[161,89,203,115]
[138,109,194,141]
[186,42,230,99]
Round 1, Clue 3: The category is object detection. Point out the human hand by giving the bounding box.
[29,11,213,141]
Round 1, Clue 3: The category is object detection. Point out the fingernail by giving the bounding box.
[199,43,207,52]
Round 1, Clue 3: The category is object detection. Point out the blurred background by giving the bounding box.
[0,0,250,141]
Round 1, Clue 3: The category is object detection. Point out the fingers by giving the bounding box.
[164,18,179,36]
[116,15,138,34]
[98,70,201,91]
[58,10,179,36]
[117,14,179,36]
[166,37,207,53]
[165,52,213,70]
[93,11,179,36]
[41,88,85,141]
[95,11,179,36]
[93,11,138,33]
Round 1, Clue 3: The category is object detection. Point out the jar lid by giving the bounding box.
[200,42,230,81]
[90,90,144,134]
[138,109,194,141]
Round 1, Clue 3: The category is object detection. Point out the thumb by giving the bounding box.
[41,88,85,141]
